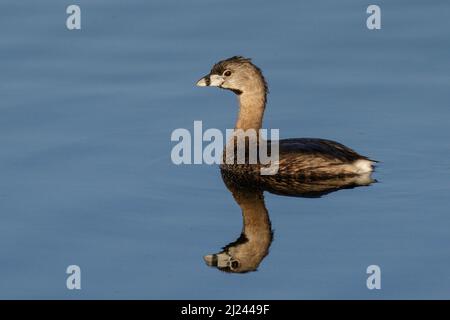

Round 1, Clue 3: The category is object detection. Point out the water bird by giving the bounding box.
[196,56,376,179]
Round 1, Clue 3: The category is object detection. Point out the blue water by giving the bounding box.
[0,0,449,299]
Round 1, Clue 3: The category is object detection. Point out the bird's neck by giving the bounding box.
[239,191,271,245]
[230,187,272,267]
[235,90,266,131]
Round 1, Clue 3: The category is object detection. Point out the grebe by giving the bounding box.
[196,56,376,179]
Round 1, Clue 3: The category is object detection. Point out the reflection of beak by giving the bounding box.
[203,254,229,268]
[196,74,224,87]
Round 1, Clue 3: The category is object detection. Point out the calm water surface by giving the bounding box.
[0,0,449,299]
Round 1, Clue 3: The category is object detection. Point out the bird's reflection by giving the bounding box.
[204,171,376,273]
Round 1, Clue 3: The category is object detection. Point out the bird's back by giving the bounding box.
[274,138,374,178]
[221,138,375,179]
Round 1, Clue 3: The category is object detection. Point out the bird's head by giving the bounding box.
[196,56,268,97]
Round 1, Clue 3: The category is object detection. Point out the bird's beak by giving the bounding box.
[196,74,224,87]
[203,253,230,268]
[196,75,209,87]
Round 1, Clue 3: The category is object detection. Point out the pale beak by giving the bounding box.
[196,74,224,87]
[196,75,209,87]
[203,253,230,268]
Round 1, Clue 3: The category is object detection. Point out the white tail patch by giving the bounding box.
[353,159,374,174]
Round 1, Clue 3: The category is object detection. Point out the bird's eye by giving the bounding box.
[230,260,239,269]
[223,70,232,77]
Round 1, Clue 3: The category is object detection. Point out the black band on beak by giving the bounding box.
[210,254,218,266]
[205,75,211,86]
